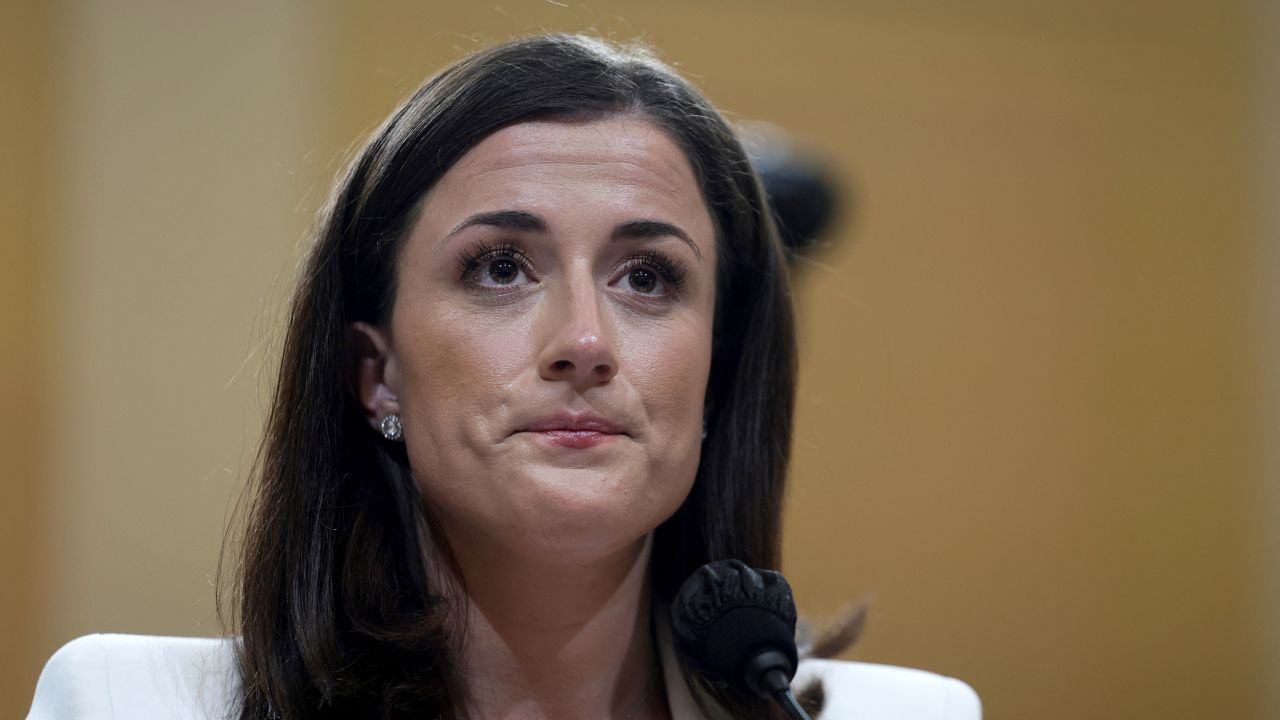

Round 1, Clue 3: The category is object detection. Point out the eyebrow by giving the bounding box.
[612,219,702,261]
[442,209,702,261]
[444,209,547,239]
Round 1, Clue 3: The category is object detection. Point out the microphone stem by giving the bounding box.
[761,668,813,720]
[773,688,812,720]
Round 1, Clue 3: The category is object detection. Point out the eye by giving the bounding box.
[612,250,689,298]
[478,257,526,286]
[623,267,659,294]
[456,242,534,289]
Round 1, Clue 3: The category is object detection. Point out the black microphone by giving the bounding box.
[670,560,813,720]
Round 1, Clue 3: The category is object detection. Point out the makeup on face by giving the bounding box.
[383,116,718,564]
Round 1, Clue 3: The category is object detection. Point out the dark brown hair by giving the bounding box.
[224,33,796,719]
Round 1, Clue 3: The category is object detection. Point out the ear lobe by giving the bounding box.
[347,321,400,428]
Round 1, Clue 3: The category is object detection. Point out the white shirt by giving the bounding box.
[28,630,980,719]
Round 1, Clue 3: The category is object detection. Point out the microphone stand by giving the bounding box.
[762,672,811,720]
[749,650,813,720]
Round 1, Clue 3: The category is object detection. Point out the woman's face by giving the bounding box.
[357,116,717,565]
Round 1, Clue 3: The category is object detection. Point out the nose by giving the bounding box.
[537,275,619,390]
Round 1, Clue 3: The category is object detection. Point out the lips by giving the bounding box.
[519,409,619,430]
[517,411,626,448]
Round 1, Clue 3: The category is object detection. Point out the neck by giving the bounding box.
[438,533,669,720]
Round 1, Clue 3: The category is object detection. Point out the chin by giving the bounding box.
[504,467,687,563]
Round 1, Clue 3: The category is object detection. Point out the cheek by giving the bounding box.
[390,308,531,475]
[397,310,523,406]
[389,309,533,530]
[625,322,713,445]
[627,327,711,529]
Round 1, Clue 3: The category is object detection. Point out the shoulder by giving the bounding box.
[28,634,240,720]
[794,658,981,720]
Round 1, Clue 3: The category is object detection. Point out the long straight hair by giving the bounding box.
[224,34,797,719]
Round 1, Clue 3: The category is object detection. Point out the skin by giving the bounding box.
[352,116,718,720]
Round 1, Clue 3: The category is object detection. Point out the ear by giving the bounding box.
[348,321,401,432]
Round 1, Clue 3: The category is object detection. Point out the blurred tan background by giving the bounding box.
[3,1,1275,718]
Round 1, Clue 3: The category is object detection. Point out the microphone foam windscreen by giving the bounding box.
[669,559,799,689]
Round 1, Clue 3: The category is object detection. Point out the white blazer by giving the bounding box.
[28,631,980,719]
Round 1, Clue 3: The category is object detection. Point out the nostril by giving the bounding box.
[552,359,573,372]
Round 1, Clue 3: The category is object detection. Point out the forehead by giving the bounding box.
[422,116,710,224]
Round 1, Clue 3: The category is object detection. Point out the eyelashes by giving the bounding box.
[455,241,532,280]
[619,248,690,290]
[454,239,691,296]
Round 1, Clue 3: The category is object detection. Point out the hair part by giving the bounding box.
[222,33,797,719]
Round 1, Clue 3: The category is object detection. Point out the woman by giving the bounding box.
[28,34,979,719]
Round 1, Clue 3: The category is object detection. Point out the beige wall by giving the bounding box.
[4,2,1272,718]
[39,0,331,650]
[0,1,51,710]
[1251,0,1280,715]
